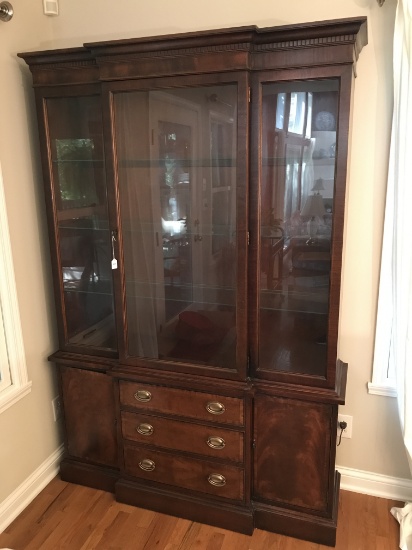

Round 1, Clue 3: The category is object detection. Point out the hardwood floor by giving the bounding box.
[0,478,401,549]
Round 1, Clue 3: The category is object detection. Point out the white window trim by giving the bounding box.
[368,289,397,397]
[368,380,397,398]
[368,312,397,397]
[0,162,32,414]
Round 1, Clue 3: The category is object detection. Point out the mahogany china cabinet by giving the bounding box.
[19,17,367,546]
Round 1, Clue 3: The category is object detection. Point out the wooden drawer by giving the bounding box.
[119,381,244,426]
[123,444,244,501]
[121,411,244,463]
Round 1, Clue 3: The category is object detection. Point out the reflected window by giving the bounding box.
[276,93,286,130]
[56,139,98,208]
[288,92,306,135]
[259,79,339,378]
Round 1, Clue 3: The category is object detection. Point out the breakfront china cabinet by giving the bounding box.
[19,17,367,546]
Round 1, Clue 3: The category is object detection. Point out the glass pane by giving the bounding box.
[259,80,338,377]
[114,85,237,369]
[46,96,116,350]
[288,92,306,135]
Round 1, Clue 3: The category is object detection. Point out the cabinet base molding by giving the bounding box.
[254,471,340,547]
[60,458,119,494]
[116,479,254,535]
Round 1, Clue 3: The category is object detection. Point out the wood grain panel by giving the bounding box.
[60,366,118,467]
[119,380,244,426]
[121,411,244,463]
[123,444,244,501]
[253,393,333,513]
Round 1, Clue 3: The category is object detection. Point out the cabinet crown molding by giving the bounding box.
[18,17,367,87]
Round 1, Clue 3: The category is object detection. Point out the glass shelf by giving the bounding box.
[119,158,235,168]
[58,224,110,231]
[52,159,104,163]
[64,288,114,297]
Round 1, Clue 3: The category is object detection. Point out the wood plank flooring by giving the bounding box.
[0,477,402,549]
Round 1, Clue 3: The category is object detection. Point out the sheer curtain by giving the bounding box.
[376,3,412,542]
[115,92,159,358]
[374,0,412,472]
[375,0,412,472]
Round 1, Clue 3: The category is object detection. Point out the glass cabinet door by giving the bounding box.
[46,95,116,351]
[112,83,240,371]
[257,79,339,378]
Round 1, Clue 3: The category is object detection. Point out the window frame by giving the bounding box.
[368,295,397,397]
[0,162,32,414]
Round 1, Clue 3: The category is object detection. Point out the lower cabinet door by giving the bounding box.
[123,444,244,501]
[253,393,335,513]
[60,366,118,468]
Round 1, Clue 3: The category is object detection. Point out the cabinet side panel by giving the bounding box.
[60,365,118,467]
[254,394,332,513]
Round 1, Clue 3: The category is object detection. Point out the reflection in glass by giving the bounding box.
[46,96,116,350]
[114,85,237,369]
[259,80,338,377]
[276,93,286,130]
[287,92,306,135]
[55,139,98,207]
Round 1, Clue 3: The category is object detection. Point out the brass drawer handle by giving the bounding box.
[134,390,152,402]
[139,458,155,471]
[136,423,154,436]
[208,473,226,487]
[206,401,225,415]
[207,436,226,450]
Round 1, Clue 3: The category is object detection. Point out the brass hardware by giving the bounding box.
[206,401,225,415]
[207,436,225,450]
[136,423,154,436]
[134,390,152,402]
[208,473,226,487]
[139,458,155,471]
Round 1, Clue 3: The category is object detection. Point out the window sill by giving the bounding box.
[367,382,397,397]
[0,381,32,415]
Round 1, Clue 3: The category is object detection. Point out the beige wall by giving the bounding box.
[0,0,409,509]
[0,2,59,503]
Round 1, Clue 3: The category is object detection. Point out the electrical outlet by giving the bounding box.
[52,396,62,421]
[337,414,353,439]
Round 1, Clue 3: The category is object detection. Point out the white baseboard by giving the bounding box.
[338,464,412,502]
[0,445,64,533]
